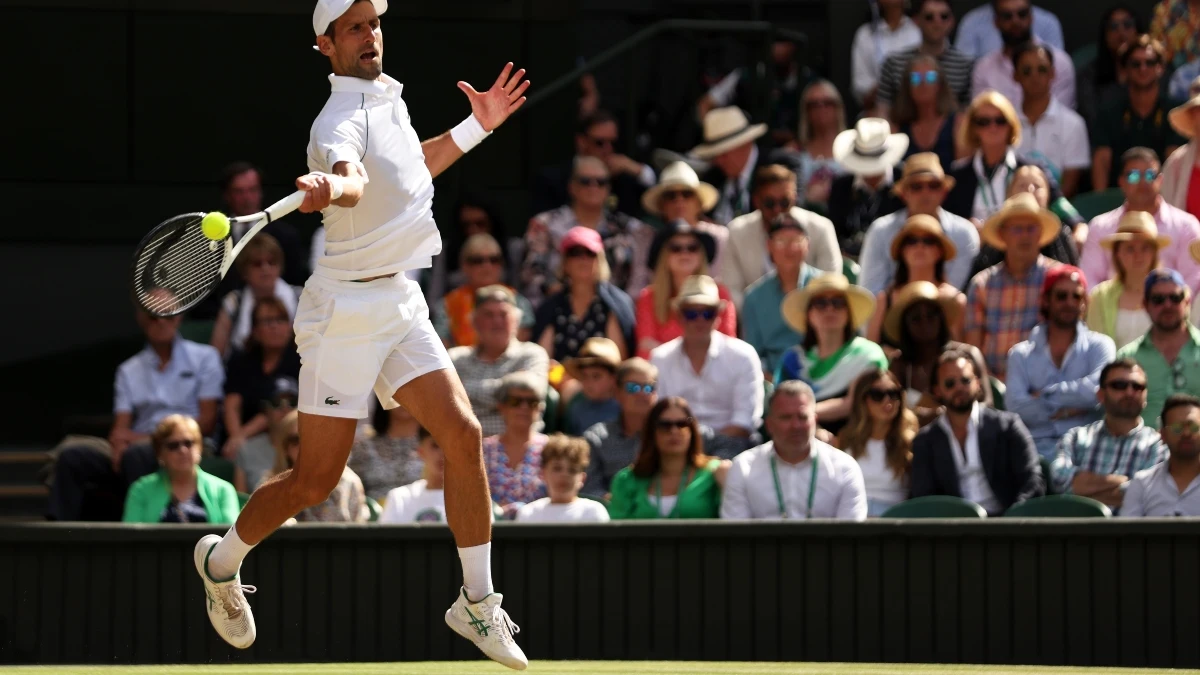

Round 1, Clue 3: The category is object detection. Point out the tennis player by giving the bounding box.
[192,0,530,668]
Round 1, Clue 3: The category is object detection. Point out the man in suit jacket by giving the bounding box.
[911,349,1045,515]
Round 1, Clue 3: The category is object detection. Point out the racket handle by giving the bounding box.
[265,191,308,223]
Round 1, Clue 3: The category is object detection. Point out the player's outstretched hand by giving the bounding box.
[296,172,337,213]
[458,62,530,132]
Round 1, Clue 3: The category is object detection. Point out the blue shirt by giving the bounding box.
[1005,323,1116,446]
[857,208,981,296]
[742,264,819,374]
[114,337,225,435]
[567,397,621,436]
[953,4,1065,60]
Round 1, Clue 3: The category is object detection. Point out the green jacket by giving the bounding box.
[607,459,722,519]
[1086,279,1125,342]
[123,467,240,524]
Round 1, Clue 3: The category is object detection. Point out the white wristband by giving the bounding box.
[450,115,492,153]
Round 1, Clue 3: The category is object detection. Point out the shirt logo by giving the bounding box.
[325,396,341,405]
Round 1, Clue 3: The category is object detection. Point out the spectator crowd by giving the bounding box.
[44,0,1200,523]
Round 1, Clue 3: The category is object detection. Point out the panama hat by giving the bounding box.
[1100,211,1172,250]
[1169,75,1200,139]
[892,152,956,195]
[883,281,962,344]
[564,337,622,380]
[641,162,720,216]
[980,192,1061,250]
[781,273,876,335]
[689,107,768,160]
[313,0,386,50]
[647,219,717,268]
[833,118,910,176]
[889,214,958,261]
[672,275,723,309]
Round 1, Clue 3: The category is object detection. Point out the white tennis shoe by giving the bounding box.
[193,534,257,649]
[445,587,528,670]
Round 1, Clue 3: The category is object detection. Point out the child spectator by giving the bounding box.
[564,338,622,435]
[515,434,610,523]
[380,427,448,524]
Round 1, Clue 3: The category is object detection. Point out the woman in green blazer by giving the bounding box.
[1086,211,1167,349]
[123,414,240,524]
[608,397,731,519]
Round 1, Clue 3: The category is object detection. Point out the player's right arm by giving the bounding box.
[297,161,366,213]
[301,112,370,213]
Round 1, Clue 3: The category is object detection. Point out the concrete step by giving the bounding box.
[0,451,50,485]
[0,485,48,518]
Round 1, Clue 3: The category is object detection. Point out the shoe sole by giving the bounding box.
[445,609,527,670]
[195,535,256,650]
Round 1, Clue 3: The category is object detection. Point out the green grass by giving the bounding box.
[0,663,1196,675]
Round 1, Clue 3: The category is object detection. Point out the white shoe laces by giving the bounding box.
[489,604,520,644]
[217,583,257,620]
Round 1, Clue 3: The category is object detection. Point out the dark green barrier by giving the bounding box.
[1,520,1199,667]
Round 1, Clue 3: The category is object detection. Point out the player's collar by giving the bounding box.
[328,73,403,98]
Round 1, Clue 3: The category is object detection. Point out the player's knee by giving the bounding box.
[439,415,483,460]
[291,469,342,508]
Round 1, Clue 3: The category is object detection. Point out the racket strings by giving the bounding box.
[133,214,228,316]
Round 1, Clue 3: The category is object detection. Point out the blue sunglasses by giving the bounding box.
[1126,169,1159,184]
[681,308,717,321]
[910,71,939,86]
[624,382,656,395]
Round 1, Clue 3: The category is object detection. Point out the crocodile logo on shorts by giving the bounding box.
[324,396,340,405]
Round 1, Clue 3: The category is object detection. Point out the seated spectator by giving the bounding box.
[651,276,764,457]
[1080,147,1200,290]
[424,195,513,303]
[970,0,1075,110]
[954,1,1064,60]
[965,192,1063,380]
[1014,43,1090,197]
[1091,36,1187,191]
[49,291,224,521]
[432,234,534,348]
[582,358,658,499]
[827,118,908,258]
[233,376,298,494]
[891,55,961,173]
[123,415,238,524]
[515,434,610,523]
[885,281,993,425]
[911,350,1045,515]
[608,398,731,519]
[483,372,550,515]
[1122,393,1200,516]
[522,157,653,305]
[640,162,729,275]
[380,427,452,524]
[1076,5,1143,129]
[1163,77,1200,218]
[722,164,842,308]
[721,380,868,520]
[743,214,820,377]
[851,0,920,109]
[348,405,425,503]
[770,80,847,209]
[635,219,736,358]
[865,214,966,346]
[1150,0,1200,73]
[210,234,303,360]
[533,227,635,363]
[1051,358,1167,508]
[697,42,805,149]
[222,297,301,471]
[836,369,917,516]
[693,107,769,225]
[265,411,367,523]
[1117,269,1200,426]
[1087,212,1169,349]
[861,154,983,295]
[966,165,1082,279]
[449,285,550,438]
[563,338,622,435]
[1006,266,1116,459]
[777,273,889,433]
[875,0,974,114]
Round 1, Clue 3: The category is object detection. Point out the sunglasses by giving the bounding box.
[903,235,942,248]
[667,243,701,255]
[163,439,197,452]
[565,246,599,259]
[575,176,610,187]
[941,376,974,390]
[656,418,692,431]
[465,254,503,266]
[910,71,939,86]
[255,315,288,327]
[972,115,1009,128]
[922,11,951,21]
[998,8,1031,21]
[588,137,616,149]
[1125,169,1159,184]
[905,180,944,193]
[681,308,718,321]
[1149,292,1186,306]
[1052,289,1085,302]
[1167,421,1200,436]
[624,382,656,395]
[1127,58,1161,70]
[504,396,541,408]
[662,189,695,201]
[1019,65,1051,76]
[1107,19,1135,31]
[867,388,903,403]
[285,434,301,447]
[759,197,794,210]
[1105,379,1147,392]
[809,296,848,311]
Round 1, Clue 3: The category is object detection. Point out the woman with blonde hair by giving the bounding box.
[267,411,368,522]
[123,415,239,524]
[210,233,303,360]
[772,79,847,207]
[836,368,917,516]
[891,54,960,170]
[431,232,535,348]
[1087,211,1169,348]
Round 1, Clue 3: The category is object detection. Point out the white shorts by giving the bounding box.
[294,274,452,419]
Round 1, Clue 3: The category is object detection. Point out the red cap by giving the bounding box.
[1041,265,1088,297]
[560,226,604,254]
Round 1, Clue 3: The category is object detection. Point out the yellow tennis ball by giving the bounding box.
[201,212,230,240]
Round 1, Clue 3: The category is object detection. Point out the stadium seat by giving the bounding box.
[1071,43,1098,75]
[199,456,235,484]
[365,496,382,522]
[542,386,561,434]
[1070,188,1124,222]
[880,495,987,519]
[990,376,1006,411]
[1003,494,1111,518]
[1040,457,1055,495]
[843,258,861,285]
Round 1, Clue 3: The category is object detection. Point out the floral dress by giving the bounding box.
[482,433,548,507]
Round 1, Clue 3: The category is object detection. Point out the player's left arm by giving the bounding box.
[422,62,530,179]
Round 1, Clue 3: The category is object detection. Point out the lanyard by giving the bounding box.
[654,467,693,519]
[975,159,1011,214]
[770,450,819,519]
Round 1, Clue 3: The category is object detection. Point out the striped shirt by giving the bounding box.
[876,46,974,108]
[1050,419,1167,495]
[966,256,1059,378]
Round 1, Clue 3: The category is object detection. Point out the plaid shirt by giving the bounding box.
[1050,419,1167,495]
[448,340,550,437]
[966,255,1058,377]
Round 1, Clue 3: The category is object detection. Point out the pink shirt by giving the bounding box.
[1079,201,1200,291]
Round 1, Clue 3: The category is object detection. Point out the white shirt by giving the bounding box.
[1017,98,1090,184]
[720,440,868,520]
[307,73,441,281]
[379,480,447,523]
[936,403,1002,514]
[970,41,1076,111]
[970,149,1019,222]
[851,16,922,102]
[856,439,908,507]
[650,333,764,432]
[515,497,611,523]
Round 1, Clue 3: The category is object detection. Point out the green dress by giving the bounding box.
[607,458,722,519]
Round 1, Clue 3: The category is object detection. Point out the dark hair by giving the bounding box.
[897,299,951,355]
[894,257,947,288]
[912,0,952,15]
[446,194,507,276]
[1011,42,1054,72]
[244,296,292,354]
[934,348,978,384]
[1099,357,1143,387]
[1161,394,1200,425]
[801,316,856,351]
[1095,5,1146,86]
[993,0,1030,8]
[754,164,797,193]
[1121,146,1160,171]
[220,161,260,192]
[1118,34,1165,68]
[577,109,617,135]
[324,0,372,40]
[631,397,709,478]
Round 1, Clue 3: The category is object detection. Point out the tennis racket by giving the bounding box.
[131,184,338,317]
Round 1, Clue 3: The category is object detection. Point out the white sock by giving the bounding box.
[206,526,255,581]
[458,542,494,602]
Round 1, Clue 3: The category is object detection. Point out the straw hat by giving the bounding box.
[883,281,962,344]
[1191,239,1200,264]
[980,192,1062,250]
[781,273,876,335]
[889,213,958,261]
[833,117,910,176]
[1100,211,1172,250]
[564,337,622,380]
[1169,75,1200,139]
[892,152,956,195]
[689,107,768,160]
[641,162,720,215]
[672,274,723,309]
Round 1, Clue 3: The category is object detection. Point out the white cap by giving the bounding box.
[313,0,387,43]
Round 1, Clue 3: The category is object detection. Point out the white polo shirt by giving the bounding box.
[307,73,441,281]
[720,440,868,520]
[1017,98,1090,185]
